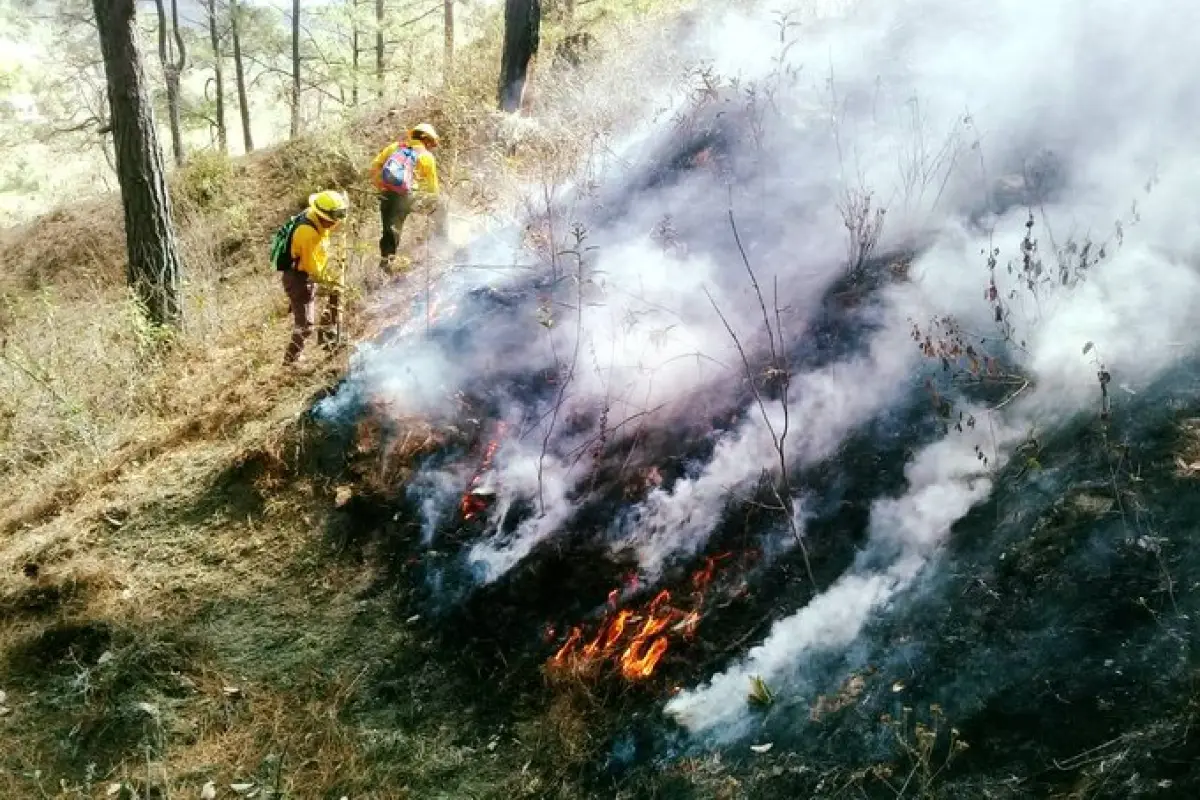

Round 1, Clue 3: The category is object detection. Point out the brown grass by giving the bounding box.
[1174,417,1200,478]
[0,2,706,796]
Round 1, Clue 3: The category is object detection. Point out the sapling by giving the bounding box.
[536,223,594,515]
[705,202,818,589]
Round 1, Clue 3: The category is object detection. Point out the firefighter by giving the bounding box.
[275,189,349,365]
[369,122,445,273]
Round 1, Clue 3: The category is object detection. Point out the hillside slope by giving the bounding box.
[0,3,697,797]
[5,0,1200,798]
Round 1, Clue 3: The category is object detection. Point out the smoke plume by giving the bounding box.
[322,0,1200,739]
[657,0,1200,736]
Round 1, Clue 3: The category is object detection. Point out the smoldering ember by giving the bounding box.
[4,0,1200,796]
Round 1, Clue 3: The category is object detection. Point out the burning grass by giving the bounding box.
[461,422,509,521]
[3,287,1198,800]
[7,4,1200,799]
[0,6,732,798]
[547,554,730,683]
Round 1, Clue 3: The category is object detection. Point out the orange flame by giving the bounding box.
[546,555,730,682]
[621,636,670,680]
[602,610,632,649]
[460,423,509,521]
[551,627,582,666]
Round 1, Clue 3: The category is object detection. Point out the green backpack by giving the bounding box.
[270,212,317,271]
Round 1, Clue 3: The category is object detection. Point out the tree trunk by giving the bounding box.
[206,0,227,152]
[375,0,384,99]
[443,0,454,87]
[290,0,301,138]
[170,0,186,151]
[154,0,187,165]
[498,0,540,112]
[92,0,184,328]
[229,0,253,152]
[350,0,360,106]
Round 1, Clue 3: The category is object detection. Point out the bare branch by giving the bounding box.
[705,253,818,588]
[728,188,778,364]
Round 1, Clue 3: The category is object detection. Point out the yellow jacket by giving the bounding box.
[290,210,339,284]
[370,137,439,195]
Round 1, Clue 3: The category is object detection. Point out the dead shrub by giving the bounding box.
[1,200,125,294]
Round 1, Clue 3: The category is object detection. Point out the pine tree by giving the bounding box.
[93,0,184,328]
[499,0,540,112]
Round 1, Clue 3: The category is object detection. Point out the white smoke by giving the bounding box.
[667,415,1008,739]
[665,205,1200,734]
[330,0,1200,732]
[667,214,1200,733]
[465,444,576,582]
[615,296,921,578]
[643,0,1200,737]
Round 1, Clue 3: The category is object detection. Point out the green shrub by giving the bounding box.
[268,135,368,203]
[176,149,236,213]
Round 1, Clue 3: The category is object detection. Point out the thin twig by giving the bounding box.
[565,403,670,468]
[536,229,588,514]
[703,287,777,444]
[727,197,777,362]
[1052,735,1129,771]
[704,286,818,588]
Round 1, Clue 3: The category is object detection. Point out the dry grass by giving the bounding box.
[1174,417,1200,478]
[0,162,318,518]
[0,422,404,797]
[0,1,706,796]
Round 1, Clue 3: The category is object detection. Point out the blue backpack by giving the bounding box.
[380,145,418,194]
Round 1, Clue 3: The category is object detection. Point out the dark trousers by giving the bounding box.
[379,191,415,258]
[282,269,341,364]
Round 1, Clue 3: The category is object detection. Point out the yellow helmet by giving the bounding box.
[411,123,440,147]
[308,189,349,223]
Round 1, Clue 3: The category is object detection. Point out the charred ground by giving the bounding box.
[280,243,977,793]
[215,249,1200,799]
[2,9,1197,799]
